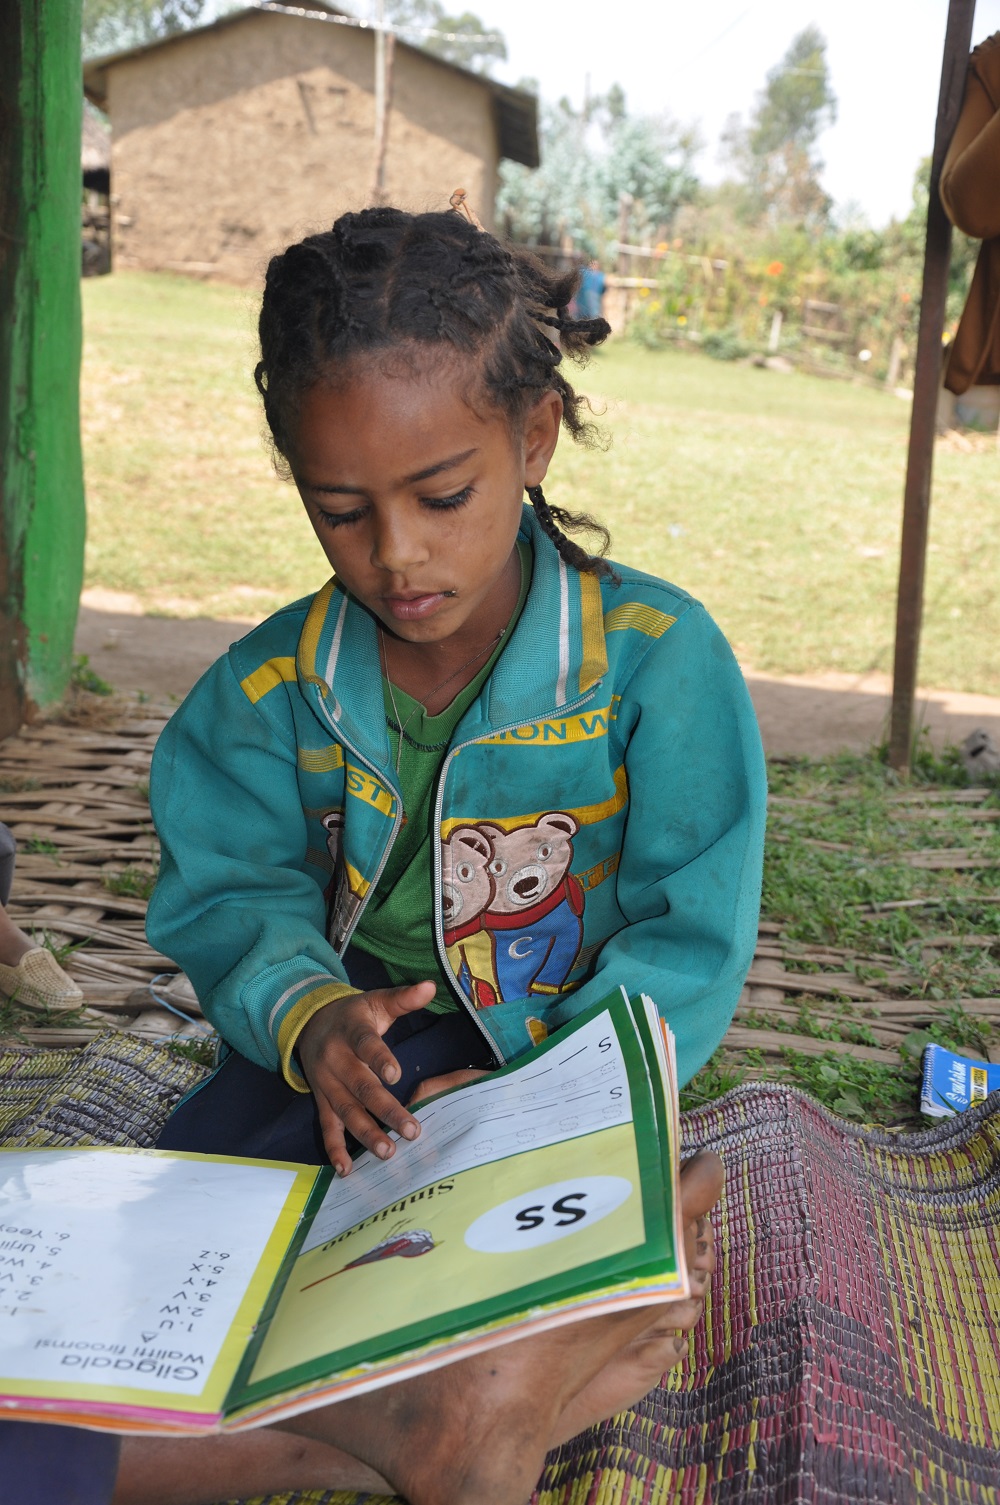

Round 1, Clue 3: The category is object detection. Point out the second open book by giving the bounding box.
[0,987,687,1435]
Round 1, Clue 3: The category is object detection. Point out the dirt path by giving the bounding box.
[75,597,1000,759]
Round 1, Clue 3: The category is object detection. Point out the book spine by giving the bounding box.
[920,1044,950,1118]
[920,1044,934,1115]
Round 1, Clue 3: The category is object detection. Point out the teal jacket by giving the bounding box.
[147,508,766,1090]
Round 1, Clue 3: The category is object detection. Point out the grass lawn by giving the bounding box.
[681,747,1000,1127]
[81,271,1000,695]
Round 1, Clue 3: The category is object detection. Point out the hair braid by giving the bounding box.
[527,486,617,581]
[256,206,616,575]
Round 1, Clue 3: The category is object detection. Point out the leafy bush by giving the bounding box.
[702,328,753,362]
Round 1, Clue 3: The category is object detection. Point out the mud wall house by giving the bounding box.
[82,5,538,283]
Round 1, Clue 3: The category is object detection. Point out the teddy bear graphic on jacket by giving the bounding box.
[477,813,585,1003]
[441,825,501,1009]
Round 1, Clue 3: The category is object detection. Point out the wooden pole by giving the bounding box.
[0,0,86,738]
[888,0,977,772]
[369,4,395,205]
[616,193,633,276]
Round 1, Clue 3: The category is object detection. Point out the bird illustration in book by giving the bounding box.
[301,1229,437,1291]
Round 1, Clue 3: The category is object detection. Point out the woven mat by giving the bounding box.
[2,1038,999,1503]
[0,1031,205,1146]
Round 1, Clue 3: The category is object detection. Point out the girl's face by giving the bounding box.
[287,357,561,649]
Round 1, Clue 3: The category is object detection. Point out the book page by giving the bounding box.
[0,1149,316,1425]
[233,1002,679,1415]
[303,1009,633,1251]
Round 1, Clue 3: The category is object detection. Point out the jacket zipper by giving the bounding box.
[430,687,601,1067]
[312,693,404,945]
[314,679,602,1068]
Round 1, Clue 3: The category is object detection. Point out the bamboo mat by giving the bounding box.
[0,704,208,1046]
[1,707,998,1062]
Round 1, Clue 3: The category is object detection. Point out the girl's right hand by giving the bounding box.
[297,981,436,1175]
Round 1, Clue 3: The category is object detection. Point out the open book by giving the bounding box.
[0,989,686,1435]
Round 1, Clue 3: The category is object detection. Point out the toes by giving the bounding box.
[678,1150,724,1225]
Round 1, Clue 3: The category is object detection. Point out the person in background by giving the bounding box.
[576,257,607,321]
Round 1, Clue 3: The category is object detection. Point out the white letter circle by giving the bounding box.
[464,1176,633,1253]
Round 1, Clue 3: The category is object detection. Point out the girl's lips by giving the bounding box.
[383,592,449,621]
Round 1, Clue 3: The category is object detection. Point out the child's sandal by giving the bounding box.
[0,947,84,1011]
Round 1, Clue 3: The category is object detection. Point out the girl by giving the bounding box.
[148,205,766,1175]
[5,205,754,1505]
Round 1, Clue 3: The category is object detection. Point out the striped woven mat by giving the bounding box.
[2,1037,998,1503]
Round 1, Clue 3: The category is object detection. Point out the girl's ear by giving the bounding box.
[522,390,563,489]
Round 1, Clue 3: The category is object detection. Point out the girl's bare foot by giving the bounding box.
[550,1150,724,1446]
[287,1151,725,1505]
[114,1152,725,1505]
[112,1429,392,1505]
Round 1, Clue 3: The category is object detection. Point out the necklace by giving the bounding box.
[379,625,505,774]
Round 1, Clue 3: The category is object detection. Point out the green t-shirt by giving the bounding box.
[351,544,531,1012]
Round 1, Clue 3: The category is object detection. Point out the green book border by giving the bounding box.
[224,990,676,1418]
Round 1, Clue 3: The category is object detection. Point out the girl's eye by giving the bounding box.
[316,506,366,530]
[423,486,474,512]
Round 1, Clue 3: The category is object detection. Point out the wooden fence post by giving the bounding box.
[888,0,977,773]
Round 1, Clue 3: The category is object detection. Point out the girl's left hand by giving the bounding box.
[407,1068,489,1107]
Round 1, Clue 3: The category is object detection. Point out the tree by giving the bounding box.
[723,25,837,227]
[82,0,207,56]
[416,7,507,73]
[496,97,598,248]
[346,1,506,74]
[497,87,700,253]
[593,113,700,236]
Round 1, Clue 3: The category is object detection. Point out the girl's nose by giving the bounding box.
[370,505,429,575]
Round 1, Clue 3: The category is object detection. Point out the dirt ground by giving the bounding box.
[75,593,1000,759]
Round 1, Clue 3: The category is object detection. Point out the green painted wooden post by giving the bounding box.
[0,0,86,739]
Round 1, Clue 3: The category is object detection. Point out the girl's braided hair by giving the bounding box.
[254,206,615,577]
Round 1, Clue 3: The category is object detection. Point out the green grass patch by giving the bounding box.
[82,272,1000,694]
[165,1035,219,1069]
[764,754,1000,963]
[70,654,114,697]
[103,867,158,902]
[23,837,59,857]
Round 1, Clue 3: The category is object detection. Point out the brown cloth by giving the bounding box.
[942,31,1000,394]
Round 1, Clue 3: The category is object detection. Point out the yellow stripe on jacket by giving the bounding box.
[240,657,297,705]
[604,603,677,638]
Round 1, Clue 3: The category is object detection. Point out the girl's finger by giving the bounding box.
[316,1098,352,1178]
[349,1022,404,1087]
[368,980,437,1026]
[325,1068,420,1156]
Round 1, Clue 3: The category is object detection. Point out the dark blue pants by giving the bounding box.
[156,947,497,1163]
[0,1421,121,1505]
